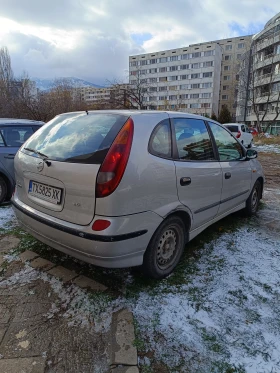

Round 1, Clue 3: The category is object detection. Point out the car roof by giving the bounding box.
[223,123,242,126]
[0,118,44,125]
[56,110,218,122]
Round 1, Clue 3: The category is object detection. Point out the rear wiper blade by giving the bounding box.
[24,147,49,159]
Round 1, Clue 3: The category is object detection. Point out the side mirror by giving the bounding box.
[246,149,258,159]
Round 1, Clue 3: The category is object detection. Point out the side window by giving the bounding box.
[173,118,215,161]
[208,122,244,161]
[0,131,5,147]
[241,125,246,133]
[1,126,34,147]
[149,119,171,158]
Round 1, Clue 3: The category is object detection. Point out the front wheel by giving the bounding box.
[142,216,187,279]
[244,180,261,216]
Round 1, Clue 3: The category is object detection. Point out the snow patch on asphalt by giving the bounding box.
[0,205,18,230]
[254,144,280,154]
[131,226,280,372]
[0,265,124,332]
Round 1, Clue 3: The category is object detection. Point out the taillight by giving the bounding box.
[92,219,111,231]
[236,131,241,138]
[96,118,134,198]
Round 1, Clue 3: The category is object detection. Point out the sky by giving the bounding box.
[0,1,279,86]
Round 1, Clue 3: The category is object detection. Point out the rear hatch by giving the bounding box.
[224,124,239,136]
[15,112,129,225]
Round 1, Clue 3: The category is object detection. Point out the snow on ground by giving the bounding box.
[254,144,280,154]
[129,220,280,372]
[0,205,18,231]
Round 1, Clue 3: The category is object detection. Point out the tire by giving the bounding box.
[0,176,8,204]
[244,180,261,216]
[142,216,187,279]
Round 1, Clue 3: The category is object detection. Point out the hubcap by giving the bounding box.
[156,228,177,270]
[252,188,259,211]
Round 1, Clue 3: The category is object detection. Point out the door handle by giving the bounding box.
[180,177,191,186]
[225,172,231,179]
[4,154,15,159]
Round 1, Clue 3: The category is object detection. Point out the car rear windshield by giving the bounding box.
[224,125,238,133]
[22,113,129,164]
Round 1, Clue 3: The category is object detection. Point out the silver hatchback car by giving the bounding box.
[12,111,264,279]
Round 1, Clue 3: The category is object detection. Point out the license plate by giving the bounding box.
[28,181,62,204]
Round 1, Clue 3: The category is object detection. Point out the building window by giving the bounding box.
[201,82,212,88]
[149,68,157,74]
[169,85,177,91]
[140,60,147,66]
[159,57,167,63]
[170,56,178,61]
[237,54,242,60]
[169,95,177,100]
[140,79,147,84]
[222,95,228,100]
[191,63,200,69]
[190,93,199,99]
[223,85,229,90]
[149,78,157,83]
[224,55,232,61]
[179,94,188,99]
[149,87,158,92]
[224,65,231,71]
[191,73,200,79]
[159,86,167,91]
[159,67,167,73]
[159,96,168,101]
[225,45,232,51]
[180,75,187,80]
[191,83,200,89]
[201,93,211,98]
[181,53,190,60]
[204,50,215,57]
[201,103,211,108]
[130,61,138,67]
[180,64,189,70]
[180,84,189,90]
[149,58,157,64]
[159,77,167,82]
[170,65,178,71]
[203,61,214,67]
[203,72,213,78]
[169,76,178,81]
[192,52,201,58]
[223,75,230,81]
[190,103,200,108]
[238,43,245,49]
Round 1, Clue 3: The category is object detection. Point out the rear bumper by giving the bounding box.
[12,196,163,268]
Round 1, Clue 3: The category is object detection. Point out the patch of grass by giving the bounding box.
[140,365,153,373]
[133,319,146,352]
[255,137,280,146]
[228,289,248,304]
[210,361,246,373]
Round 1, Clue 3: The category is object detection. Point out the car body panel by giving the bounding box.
[223,123,253,147]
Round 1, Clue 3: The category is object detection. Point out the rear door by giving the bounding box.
[15,113,129,226]
[171,117,222,229]
[207,121,252,215]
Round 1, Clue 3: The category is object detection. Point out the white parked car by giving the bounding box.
[223,123,253,148]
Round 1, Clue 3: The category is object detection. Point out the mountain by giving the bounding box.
[32,77,104,91]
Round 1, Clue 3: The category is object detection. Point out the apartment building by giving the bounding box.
[129,35,252,118]
[75,86,111,104]
[129,44,222,116]
[191,35,252,119]
[237,12,280,134]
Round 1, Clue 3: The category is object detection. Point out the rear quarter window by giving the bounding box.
[22,113,129,164]
[224,125,238,133]
[149,119,171,158]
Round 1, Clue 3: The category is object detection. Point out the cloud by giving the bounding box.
[0,0,279,84]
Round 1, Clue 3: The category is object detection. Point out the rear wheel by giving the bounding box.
[0,177,8,204]
[142,216,187,279]
[244,180,261,216]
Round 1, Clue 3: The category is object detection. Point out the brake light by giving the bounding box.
[92,219,111,231]
[96,118,134,198]
[236,131,241,138]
